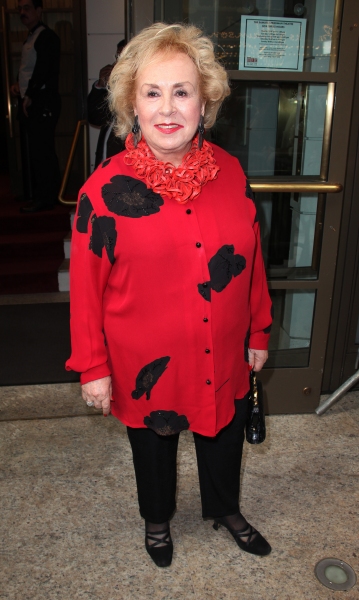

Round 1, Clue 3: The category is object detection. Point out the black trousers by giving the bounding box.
[127,395,249,523]
[18,94,61,205]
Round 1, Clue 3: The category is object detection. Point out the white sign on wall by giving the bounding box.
[239,16,306,71]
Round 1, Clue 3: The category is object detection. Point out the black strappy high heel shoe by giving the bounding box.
[145,524,173,567]
[213,517,271,556]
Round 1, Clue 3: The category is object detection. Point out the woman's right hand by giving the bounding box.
[81,375,112,416]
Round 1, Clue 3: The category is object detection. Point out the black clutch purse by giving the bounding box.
[246,369,266,444]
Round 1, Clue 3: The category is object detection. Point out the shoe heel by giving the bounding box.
[213,521,220,531]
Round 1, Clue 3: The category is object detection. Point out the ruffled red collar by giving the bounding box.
[124,134,219,204]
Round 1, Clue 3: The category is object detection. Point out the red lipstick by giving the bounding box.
[155,123,184,134]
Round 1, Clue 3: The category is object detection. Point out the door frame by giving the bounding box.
[322,46,359,392]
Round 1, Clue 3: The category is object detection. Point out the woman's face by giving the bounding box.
[133,52,205,167]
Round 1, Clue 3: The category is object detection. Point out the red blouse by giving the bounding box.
[66,142,272,437]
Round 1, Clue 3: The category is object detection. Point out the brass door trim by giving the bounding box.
[320,83,336,179]
[248,181,342,193]
[2,6,13,138]
[330,0,345,72]
[58,120,88,205]
[312,194,326,273]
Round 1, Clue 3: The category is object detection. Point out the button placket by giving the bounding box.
[202,317,214,387]
[185,204,214,393]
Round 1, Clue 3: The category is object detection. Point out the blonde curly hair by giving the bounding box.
[108,22,230,139]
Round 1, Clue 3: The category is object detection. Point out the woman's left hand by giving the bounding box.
[248,349,268,372]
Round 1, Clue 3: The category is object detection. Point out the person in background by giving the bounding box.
[10,0,61,213]
[67,23,272,569]
[87,39,126,169]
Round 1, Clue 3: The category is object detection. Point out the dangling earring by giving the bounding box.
[132,115,140,148]
[198,115,205,150]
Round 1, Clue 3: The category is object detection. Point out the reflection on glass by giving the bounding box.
[8,13,27,58]
[155,0,338,72]
[45,13,74,53]
[266,289,315,367]
[256,193,321,280]
[6,1,77,187]
[208,82,327,176]
[8,9,74,80]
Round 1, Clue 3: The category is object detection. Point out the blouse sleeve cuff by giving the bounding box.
[249,331,269,351]
[80,363,111,385]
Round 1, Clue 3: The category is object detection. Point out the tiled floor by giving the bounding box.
[1,381,358,600]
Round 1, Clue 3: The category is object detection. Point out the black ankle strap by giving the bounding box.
[146,529,171,547]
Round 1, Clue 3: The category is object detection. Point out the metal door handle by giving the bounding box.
[248,181,342,193]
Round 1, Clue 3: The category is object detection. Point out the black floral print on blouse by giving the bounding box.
[263,304,274,334]
[101,158,111,168]
[144,410,190,435]
[245,180,258,223]
[132,356,171,400]
[101,175,164,218]
[76,193,93,233]
[245,180,254,201]
[89,214,117,264]
[198,245,246,302]
[244,328,250,362]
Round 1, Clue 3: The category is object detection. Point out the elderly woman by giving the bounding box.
[66,23,272,568]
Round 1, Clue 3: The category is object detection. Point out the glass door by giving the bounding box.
[127,0,358,413]
[0,0,87,198]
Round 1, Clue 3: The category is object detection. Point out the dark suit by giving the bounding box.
[18,22,61,206]
[87,84,125,169]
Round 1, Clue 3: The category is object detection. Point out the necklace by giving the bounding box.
[124,134,220,205]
